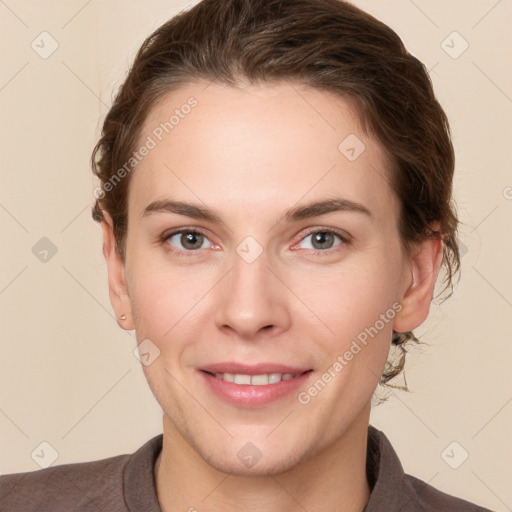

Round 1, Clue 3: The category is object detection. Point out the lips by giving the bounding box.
[198,362,315,408]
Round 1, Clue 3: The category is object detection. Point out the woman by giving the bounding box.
[0,0,494,510]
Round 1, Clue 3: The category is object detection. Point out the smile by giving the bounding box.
[204,371,308,385]
[198,368,314,408]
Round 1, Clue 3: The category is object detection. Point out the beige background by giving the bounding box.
[1,1,511,510]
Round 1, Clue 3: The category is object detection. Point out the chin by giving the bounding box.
[201,448,304,477]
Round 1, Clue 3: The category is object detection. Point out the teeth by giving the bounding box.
[267,373,282,384]
[211,372,300,385]
[234,374,251,385]
[251,374,271,385]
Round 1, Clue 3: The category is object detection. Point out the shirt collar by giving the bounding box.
[123,424,411,512]
[363,424,414,511]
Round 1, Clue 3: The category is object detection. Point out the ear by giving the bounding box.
[101,211,134,330]
[393,229,444,334]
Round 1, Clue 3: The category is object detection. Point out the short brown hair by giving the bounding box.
[91,0,460,390]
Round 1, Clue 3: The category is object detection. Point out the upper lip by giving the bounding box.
[200,362,313,375]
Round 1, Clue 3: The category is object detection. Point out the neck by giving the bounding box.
[155,405,372,512]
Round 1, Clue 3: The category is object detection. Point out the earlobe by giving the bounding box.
[101,211,135,331]
[393,234,444,335]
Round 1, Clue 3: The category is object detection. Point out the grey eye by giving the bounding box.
[167,231,210,251]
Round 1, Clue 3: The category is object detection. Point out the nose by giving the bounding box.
[214,247,291,341]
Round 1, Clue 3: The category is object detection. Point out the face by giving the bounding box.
[107,81,422,475]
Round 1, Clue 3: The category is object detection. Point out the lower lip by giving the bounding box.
[198,370,314,408]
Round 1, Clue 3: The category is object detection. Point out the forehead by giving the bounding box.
[128,81,397,223]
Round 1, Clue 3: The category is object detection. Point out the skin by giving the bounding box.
[101,81,443,512]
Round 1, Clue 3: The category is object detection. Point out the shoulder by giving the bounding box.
[0,434,163,512]
[403,473,493,512]
[0,452,130,512]
[366,425,494,512]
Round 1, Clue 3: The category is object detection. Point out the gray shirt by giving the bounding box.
[0,425,493,511]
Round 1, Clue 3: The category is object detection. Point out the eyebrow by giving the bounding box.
[142,198,372,223]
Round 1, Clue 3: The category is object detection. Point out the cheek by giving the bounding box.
[126,233,403,359]
[127,264,206,343]
[294,254,402,341]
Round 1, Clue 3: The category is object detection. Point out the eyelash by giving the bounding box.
[160,227,350,257]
